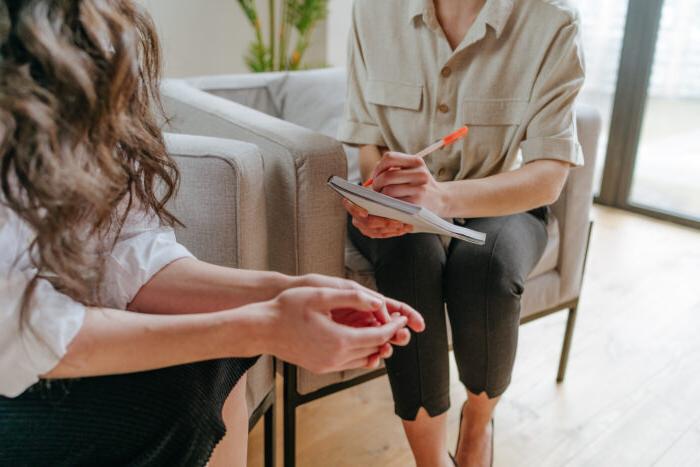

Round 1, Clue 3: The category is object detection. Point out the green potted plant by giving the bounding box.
[237,0,328,72]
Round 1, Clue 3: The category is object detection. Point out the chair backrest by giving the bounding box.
[551,105,602,302]
[186,72,287,118]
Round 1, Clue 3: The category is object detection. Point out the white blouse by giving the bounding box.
[0,204,193,398]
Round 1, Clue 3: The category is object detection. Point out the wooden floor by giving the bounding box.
[247,206,700,467]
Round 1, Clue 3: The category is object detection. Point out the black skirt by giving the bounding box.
[0,357,258,467]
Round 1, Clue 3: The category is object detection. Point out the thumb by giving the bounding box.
[348,314,409,347]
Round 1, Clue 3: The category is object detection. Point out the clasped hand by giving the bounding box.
[267,274,425,374]
[344,152,446,239]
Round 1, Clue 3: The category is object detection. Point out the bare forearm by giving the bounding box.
[129,258,291,314]
[44,305,269,380]
[441,160,570,218]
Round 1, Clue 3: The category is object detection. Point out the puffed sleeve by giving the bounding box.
[99,208,193,310]
[337,1,386,147]
[0,206,86,398]
[520,16,586,166]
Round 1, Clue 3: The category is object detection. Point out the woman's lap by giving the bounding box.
[348,210,548,416]
[0,357,258,467]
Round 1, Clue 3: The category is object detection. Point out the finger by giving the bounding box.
[373,307,390,325]
[342,199,368,218]
[332,310,380,328]
[372,152,423,179]
[360,228,412,239]
[378,342,393,359]
[346,315,408,347]
[335,354,380,371]
[374,168,429,191]
[389,328,411,346]
[343,199,369,219]
[335,281,390,313]
[341,288,389,324]
[316,288,384,313]
[366,353,382,369]
[385,300,425,332]
[363,215,405,230]
[341,343,389,363]
[352,215,403,232]
[380,184,423,200]
[355,224,410,239]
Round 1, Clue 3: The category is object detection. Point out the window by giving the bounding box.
[571,0,629,194]
[629,0,700,219]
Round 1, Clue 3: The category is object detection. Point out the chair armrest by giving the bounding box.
[161,80,348,278]
[551,105,602,302]
[164,133,267,271]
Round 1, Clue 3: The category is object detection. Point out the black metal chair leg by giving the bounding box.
[264,403,275,467]
[283,364,297,467]
[557,305,578,382]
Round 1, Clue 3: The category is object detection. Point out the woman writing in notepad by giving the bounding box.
[339,0,584,466]
[0,1,424,465]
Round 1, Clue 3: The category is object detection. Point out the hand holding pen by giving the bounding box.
[361,126,469,216]
[363,126,469,188]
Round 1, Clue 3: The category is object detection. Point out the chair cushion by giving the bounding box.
[530,215,560,278]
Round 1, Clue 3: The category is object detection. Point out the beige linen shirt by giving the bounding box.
[338,0,586,181]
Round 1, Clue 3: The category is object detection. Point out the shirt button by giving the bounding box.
[441,66,452,78]
[438,103,450,114]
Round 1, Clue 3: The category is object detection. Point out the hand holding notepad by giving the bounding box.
[332,125,484,244]
[328,176,486,245]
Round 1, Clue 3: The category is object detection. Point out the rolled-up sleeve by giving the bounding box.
[100,210,193,310]
[0,209,86,398]
[520,18,585,166]
[337,1,386,147]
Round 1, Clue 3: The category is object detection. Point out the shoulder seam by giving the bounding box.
[529,0,580,24]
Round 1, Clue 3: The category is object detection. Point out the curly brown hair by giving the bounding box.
[0,0,179,307]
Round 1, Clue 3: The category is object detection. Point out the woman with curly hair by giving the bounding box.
[0,1,424,465]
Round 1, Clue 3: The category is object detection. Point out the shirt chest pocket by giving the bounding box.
[462,99,528,157]
[367,80,423,111]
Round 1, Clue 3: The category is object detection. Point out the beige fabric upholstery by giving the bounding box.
[160,69,601,398]
[161,79,347,278]
[163,133,274,415]
[550,105,601,305]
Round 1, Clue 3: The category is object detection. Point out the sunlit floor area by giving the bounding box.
[247,206,700,467]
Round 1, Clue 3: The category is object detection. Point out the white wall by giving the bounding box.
[326,0,353,67]
[140,0,326,78]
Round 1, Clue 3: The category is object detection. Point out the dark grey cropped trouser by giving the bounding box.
[349,208,549,420]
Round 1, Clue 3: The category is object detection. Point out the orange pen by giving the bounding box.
[362,126,469,187]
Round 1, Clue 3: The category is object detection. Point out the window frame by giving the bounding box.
[595,0,700,229]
